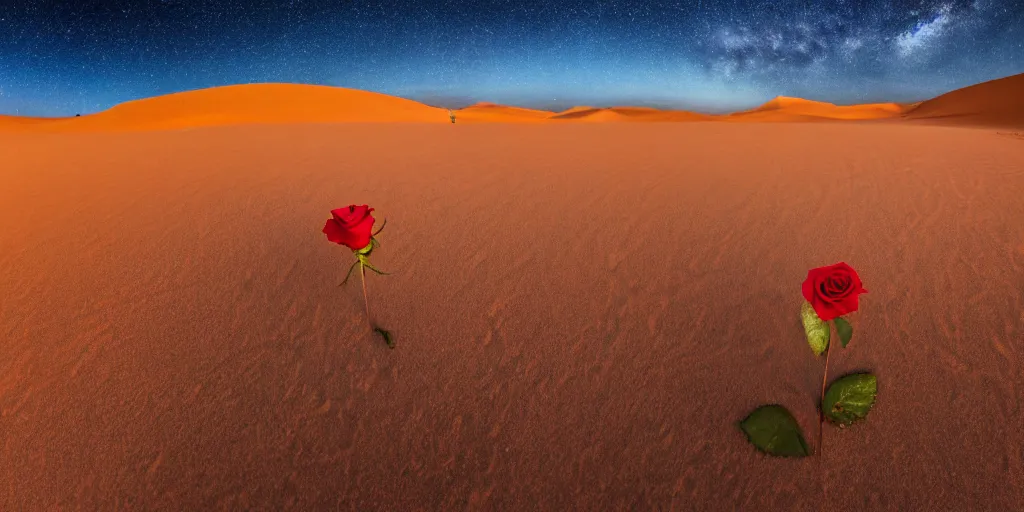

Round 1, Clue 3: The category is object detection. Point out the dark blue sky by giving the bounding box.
[2,0,1022,116]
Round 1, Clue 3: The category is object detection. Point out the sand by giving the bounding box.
[3,72,1020,132]
[549,107,714,122]
[2,118,1023,511]
[727,97,912,122]
[0,83,453,133]
[904,73,1024,128]
[450,103,555,123]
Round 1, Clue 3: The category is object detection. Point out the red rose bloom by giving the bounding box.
[323,204,375,250]
[801,262,867,321]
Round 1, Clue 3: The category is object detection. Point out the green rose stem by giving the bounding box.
[339,220,393,348]
[818,330,832,457]
[818,327,833,512]
[359,263,372,328]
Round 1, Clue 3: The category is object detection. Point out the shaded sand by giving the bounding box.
[550,107,632,122]
[726,97,912,122]
[452,103,555,123]
[0,83,452,133]
[552,105,599,117]
[606,106,713,122]
[903,73,1024,129]
[549,106,712,122]
[2,122,1023,510]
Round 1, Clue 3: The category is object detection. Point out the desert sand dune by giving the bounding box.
[608,106,705,120]
[903,72,1024,128]
[550,107,632,122]
[1,72,1021,132]
[548,106,711,122]
[548,106,607,120]
[0,114,78,125]
[619,109,713,122]
[1,122,1021,511]
[452,102,554,123]
[0,83,452,132]
[553,105,598,116]
[726,96,911,121]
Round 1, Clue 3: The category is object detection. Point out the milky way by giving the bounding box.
[1,0,1022,116]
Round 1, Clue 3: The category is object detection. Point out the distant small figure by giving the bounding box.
[75,113,80,117]
[448,109,456,124]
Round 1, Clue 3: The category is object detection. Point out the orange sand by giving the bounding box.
[550,106,713,122]
[449,102,555,123]
[903,73,1024,128]
[1,74,1023,511]
[2,72,1021,131]
[726,97,913,122]
[0,83,452,133]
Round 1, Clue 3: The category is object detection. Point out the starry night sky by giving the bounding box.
[2,0,1023,116]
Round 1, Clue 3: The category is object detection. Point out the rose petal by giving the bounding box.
[819,280,835,296]
[347,215,375,250]
[802,262,867,319]
[825,276,854,298]
[811,296,843,321]
[801,274,816,303]
[331,205,374,227]
[323,218,352,245]
[830,275,847,291]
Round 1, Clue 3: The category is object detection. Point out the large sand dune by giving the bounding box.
[549,106,713,122]
[452,102,555,123]
[2,72,1022,131]
[903,72,1024,128]
[727,97,912,122]
[0,83,452,132]
[1,122,1022,510]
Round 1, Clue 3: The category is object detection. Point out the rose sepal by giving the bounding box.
[339,237,390,286]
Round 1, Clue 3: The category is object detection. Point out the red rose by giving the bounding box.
[323,204,375,250]
[801,262,868,321]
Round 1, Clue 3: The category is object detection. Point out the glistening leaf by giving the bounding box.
[834,317,853,348]
[738,405,810,457]
[800,301,830,356]
[822,373,877,426]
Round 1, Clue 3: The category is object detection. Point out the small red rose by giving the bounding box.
[323,204,375,251]
[801,262,868,321]
[323,204,393,348]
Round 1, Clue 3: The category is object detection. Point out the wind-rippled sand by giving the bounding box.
[1,122,1022,511]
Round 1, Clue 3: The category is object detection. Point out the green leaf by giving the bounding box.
[834,317,853,348]
[738,405,810,457]
[374,327,394,349]
[800,302,830,356]
[822,373,877,426]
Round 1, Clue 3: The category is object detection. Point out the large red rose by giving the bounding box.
[323,204,375,250]
[801,262,867,321]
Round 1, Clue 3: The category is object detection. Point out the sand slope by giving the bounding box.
[726,96,910,121]
[2,72,1023,131]
[903,72,1024,128]
[0,83,452,132]
[550,107,631,122]
[453,102,555,123]
[554,106,599,116]
[1,122,1022,510]
[549,106,712,122]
